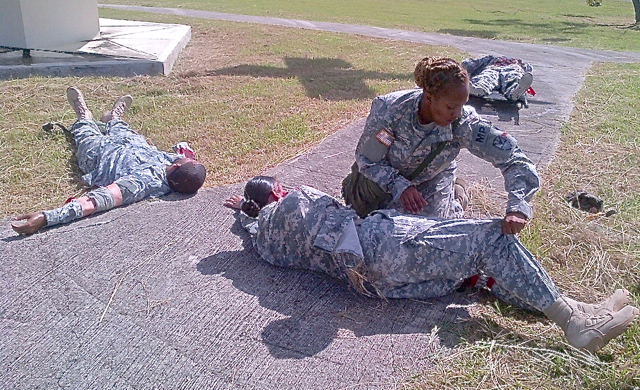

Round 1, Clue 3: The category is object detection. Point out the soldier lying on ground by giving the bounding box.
[342,56,537,235]
[225,175,638,354]
[462,55,534,101]
[11,87,206,235]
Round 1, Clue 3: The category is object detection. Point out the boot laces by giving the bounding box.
[583,313,613,329]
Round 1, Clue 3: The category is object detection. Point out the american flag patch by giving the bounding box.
[375,129,395,147]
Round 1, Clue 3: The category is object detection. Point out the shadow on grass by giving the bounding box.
[438,18,593,42]
[561,14,596,20]
[38,125,88,191]
[210,57,412,101]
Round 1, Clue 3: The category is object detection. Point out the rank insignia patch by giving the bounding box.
[375,129,395,147]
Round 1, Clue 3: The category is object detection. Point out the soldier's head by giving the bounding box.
[166,158,207,194]
[414,56,469,127]
[242,176,288,217]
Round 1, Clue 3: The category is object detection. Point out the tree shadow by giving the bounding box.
[437,29,500,39]
[195,216,518,359]
[438,17,593,42]
[210,57,412,101]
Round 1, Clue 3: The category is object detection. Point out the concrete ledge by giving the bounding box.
[0,18,190,79]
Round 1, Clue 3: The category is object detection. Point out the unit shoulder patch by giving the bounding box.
[492,132,514,150]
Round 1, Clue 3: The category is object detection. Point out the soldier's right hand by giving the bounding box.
[223,195,244,210]
[400,186,428,214]
[11,212,47,235]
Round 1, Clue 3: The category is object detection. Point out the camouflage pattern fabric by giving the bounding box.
[43,199,84,227]
[354,89,539,219]
[71,119,182,206]
[42,120,185,228]
[240,186,560,312]
[462,55,533,97]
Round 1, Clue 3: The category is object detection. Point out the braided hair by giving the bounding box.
[241,176,278,218]
[414,56,469,96]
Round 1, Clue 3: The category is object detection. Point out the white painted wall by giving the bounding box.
[0,0,99,50]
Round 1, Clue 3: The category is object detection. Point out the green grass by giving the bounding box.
[100,0,640,51]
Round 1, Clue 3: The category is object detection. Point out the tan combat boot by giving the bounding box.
[544,296,638,353]
[564,289,630,316]
[100,94,133,122]
[66,86,93,121]
[454,177,469,211]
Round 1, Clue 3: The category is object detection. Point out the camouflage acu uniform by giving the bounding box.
[43,119,182,226]
[462,56,533,98]
[241,186,560,312]
[355,89,540,219]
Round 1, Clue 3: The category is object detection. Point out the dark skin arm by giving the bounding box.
[11,183,123,235]
[401,186,528,233]
[223,194,244,210]
[400,186,429,214]
[502,211,528,234]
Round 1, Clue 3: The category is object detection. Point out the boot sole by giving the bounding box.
[506,72,533,101]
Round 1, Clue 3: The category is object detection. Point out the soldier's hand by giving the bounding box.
[400,186,428,214]
[223,195,244,210]
[11,212,47,235]
[502,212,527,234]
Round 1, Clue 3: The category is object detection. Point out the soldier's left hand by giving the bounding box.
[502,212,527,234]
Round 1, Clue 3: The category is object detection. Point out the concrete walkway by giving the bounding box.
[2,8,640,390]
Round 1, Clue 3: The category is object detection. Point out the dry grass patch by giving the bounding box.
[408,62,640,389]
[0,16,464,217]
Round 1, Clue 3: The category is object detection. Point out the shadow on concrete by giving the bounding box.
[437,29,500,39]
[211,57,411,100]
[467,96,524,124]
[194,216,514,359]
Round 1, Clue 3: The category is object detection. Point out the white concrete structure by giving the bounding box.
[0,0,99,50]
[0,19,192,79]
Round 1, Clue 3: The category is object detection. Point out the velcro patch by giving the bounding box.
[375,129,395,147]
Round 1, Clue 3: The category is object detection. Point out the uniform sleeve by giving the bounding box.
[43,187,119,228]
[43,200,84,227]
[518,59,533,73]
[458,112,540,219]
[355,97,412,201]
[238,212,259,235]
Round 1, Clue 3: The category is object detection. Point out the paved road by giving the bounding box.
[3,7,640,390]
